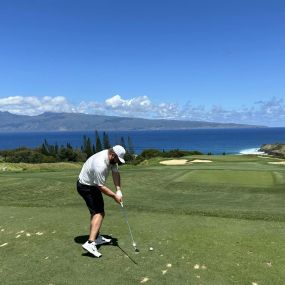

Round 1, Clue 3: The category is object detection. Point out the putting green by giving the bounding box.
[175,170,275,187]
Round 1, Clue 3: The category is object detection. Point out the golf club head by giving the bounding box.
[133,242,139,252]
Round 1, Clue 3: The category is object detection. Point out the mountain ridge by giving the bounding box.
[0,111,266,132]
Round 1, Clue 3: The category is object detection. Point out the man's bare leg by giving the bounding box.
[89,212,104,241]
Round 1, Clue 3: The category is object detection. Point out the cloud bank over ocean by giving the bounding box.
[0,95,284,127]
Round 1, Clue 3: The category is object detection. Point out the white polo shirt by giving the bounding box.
[78,149,118,186]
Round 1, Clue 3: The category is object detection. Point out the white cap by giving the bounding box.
[113,145,126,163]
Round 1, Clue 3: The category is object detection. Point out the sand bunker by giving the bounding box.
[268,161,285,165]
[160,159,188,165]
[160,159,213,165]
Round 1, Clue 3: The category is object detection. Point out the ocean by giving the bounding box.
[0,128,284,155]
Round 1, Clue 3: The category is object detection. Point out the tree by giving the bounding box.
[120,136,126,149]
[95,131,103,153]
[40,139,49,155]
[103,132,111,149]
[40,139,58,157]
[127,136,135,155]
[82,135,93,158]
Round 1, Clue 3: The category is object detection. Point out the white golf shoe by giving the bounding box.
[82,241,102,258]
[95,235,112,245]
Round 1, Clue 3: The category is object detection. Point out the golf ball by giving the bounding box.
[149,247,153,251]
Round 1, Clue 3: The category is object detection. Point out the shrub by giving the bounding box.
[140,149,162,159]
[4,148,49,163]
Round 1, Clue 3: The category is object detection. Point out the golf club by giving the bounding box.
[120,202,139,252]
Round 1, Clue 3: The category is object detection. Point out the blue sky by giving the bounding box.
[0,0,284,126]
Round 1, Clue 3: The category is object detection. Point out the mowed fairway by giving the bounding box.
[0,156,285,285]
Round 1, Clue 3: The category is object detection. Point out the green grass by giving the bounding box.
[175,169,275,187]
[0,155,285,284]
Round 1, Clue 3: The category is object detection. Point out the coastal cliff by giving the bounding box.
[260,144,285,158]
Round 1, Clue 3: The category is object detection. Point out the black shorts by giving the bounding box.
[77,180,104,215]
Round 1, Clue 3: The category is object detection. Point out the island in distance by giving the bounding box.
[0,111,266,132]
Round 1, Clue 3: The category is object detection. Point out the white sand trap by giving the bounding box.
[166,263,172,268]
[0,243,8,247]
[140,277,149,283]
[36,232,44,236]
[268,161,285,165]
[191,159,213,163]
[160,159,188,165]
[162,270,167,275]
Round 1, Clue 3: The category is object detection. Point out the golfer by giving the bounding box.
[77,145,126,257]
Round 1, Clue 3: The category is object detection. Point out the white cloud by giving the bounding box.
[0,96,76,115]
[0,95,284,126]
[155,103,180,119]
[77,100,105,114]
[105,95,153,116]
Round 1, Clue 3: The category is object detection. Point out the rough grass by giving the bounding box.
[0,155,285,284]
[0,162,82,172]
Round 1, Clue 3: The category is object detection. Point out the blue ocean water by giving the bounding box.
[0,128,284,155]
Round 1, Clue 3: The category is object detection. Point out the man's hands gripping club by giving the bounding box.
[97,185,123,204]
[115,186,123,205]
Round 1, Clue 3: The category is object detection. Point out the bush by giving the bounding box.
[140,149,162,159]
[4,148,50,163]
[0,146,86,163]
[133,148,203,164]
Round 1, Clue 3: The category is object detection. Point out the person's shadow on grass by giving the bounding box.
[74,235,138,264]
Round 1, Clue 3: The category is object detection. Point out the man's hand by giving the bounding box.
[113,194,122,204]
[116,189,123,198]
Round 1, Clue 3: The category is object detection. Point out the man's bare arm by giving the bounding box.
[112,171,121,190]
[97,185,122,204]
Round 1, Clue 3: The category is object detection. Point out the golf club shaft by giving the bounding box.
[120,203,136,247]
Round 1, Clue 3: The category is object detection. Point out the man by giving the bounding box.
[77,145,126,257]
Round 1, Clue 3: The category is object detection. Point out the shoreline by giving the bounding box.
[238,148,265,155]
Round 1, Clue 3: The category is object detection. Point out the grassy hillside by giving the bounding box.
[0,155,284,284]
